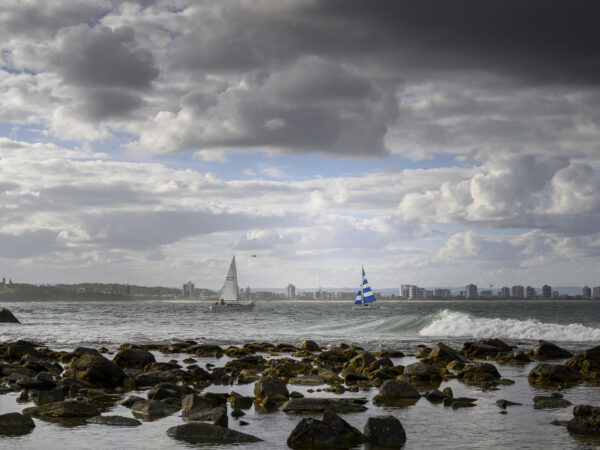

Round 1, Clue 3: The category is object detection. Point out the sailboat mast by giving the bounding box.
[361,266,364,302]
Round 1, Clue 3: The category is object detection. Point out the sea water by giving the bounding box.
[1,300,600,449]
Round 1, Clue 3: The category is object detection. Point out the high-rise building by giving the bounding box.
[500,287,511,298]
[465,284,478,299]
[434,288,451,298]
[592,286,600,299]
[512,285,524,299]
[583,286,592,299]
[400,284,412,298]
[408,285,424,300]
[526,286,536,298]
[183,281,195,298]
[542,285,552,299]
[286,283,296,299]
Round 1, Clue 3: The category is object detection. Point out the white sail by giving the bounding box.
[220,256,239,301]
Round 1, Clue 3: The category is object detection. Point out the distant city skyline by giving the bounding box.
[0,2,599,289]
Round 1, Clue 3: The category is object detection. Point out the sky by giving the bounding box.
[0,0,599,291]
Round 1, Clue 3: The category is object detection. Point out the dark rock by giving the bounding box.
[87,415,142,426]
[287,410,364,449]
[301,340,320,352]
[133,370,177,388]
[373,380,420,406]
[282,397,368,414]
[290,391,304,399]
[231,408,245,418]
[202,392,229,407]
[496,399,522,409]
[429,342,469,365]
[344,352,377,374]
[529,341,573,360]
[449,397,478,409]
[401,362,442,384]
[461,339,511,359]
[0,309,20,323]
[344,372,369,385]
[32,388,66,405]
[130,399,180,420]
[5,341,41,360]
[254,376,289,403]
[229,395,253,409]
[68,352,126,388]
[167,422,262,443]
[528,364,583,385]
[23,399,99,417]
[565,345,600,380]
[375,349,405,358]
[183,406,228,427]
[112,348,156,369]
[364,415,406,447]
[442,387,453,397]
[498,349,532,365]
[458,362,501,384]
[0,412,35,435]
[567,405,600,435]
[289,374,327,386]
[533,395,572,409]
[182,393,209,412]
[424,389,448,402]
[120,395,144,408]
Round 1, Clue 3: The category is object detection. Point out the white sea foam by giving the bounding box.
[419,309,600,341]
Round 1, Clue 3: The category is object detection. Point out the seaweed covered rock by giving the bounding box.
[287,410,364,449]
[112,348,156,369]
[533,393,572,409]
[0,412,35,435]
[428,342,469,365]
[457,362,501,384]
[167,422,261,443]
[461,339,512,359]
[23,399,99,418]
[567,405,600,436]
[282,397,368,414]
[529,341,573,361]
[253,376,289,403]
[373,380,420,406]
[364,415,406,447]
[528,364,583,386]
[68,352,126,388]
[565,345,600,380]
[88,415,142,426]
[401,362,442,385]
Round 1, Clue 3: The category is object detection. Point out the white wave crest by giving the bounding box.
[419,310,600,342]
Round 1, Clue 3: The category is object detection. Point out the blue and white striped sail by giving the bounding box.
[354,267,376,305]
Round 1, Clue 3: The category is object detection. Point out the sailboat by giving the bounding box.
[209,256,255,312]
[353,266,377,308]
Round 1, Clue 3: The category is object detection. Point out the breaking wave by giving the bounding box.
[419,309,600,342]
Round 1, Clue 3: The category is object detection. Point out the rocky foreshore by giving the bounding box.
[0,338,599,447]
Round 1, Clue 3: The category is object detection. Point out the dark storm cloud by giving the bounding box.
[54,25,158,90]
[76,88,145,120]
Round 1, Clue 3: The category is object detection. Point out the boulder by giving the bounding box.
[457,363,501,384]
[461,339,511,359]
[253,376,289,403]
[23,400,99,417]
[287,410,364,449]
[344,352,377,374]
[533,393,572,409]
[0,412,35,435]
[130,399,180,420]
[5,341,41,360]
[375,349,405,358]
[182,393,209,412]
[301,340,321,352]
[282,398,368,414]
[0,308,20,323]
[183,406,228,427]
[69,352,126,388]
[565,345,600,379]
[567,405,600,435]
[528,364,583,385]
[87,415,142,426]
[373,380,420,406]
[498,350,532,365]
[401,362,442,384]
[428,342,469,365]
[364,415,406,447]
[229,395,253,409]
[289,374,327,386]
[529,341,573,360]
[424,389,448,403]
[112,348,156,369]
[449,397,478,409]
[167,422,261,443]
